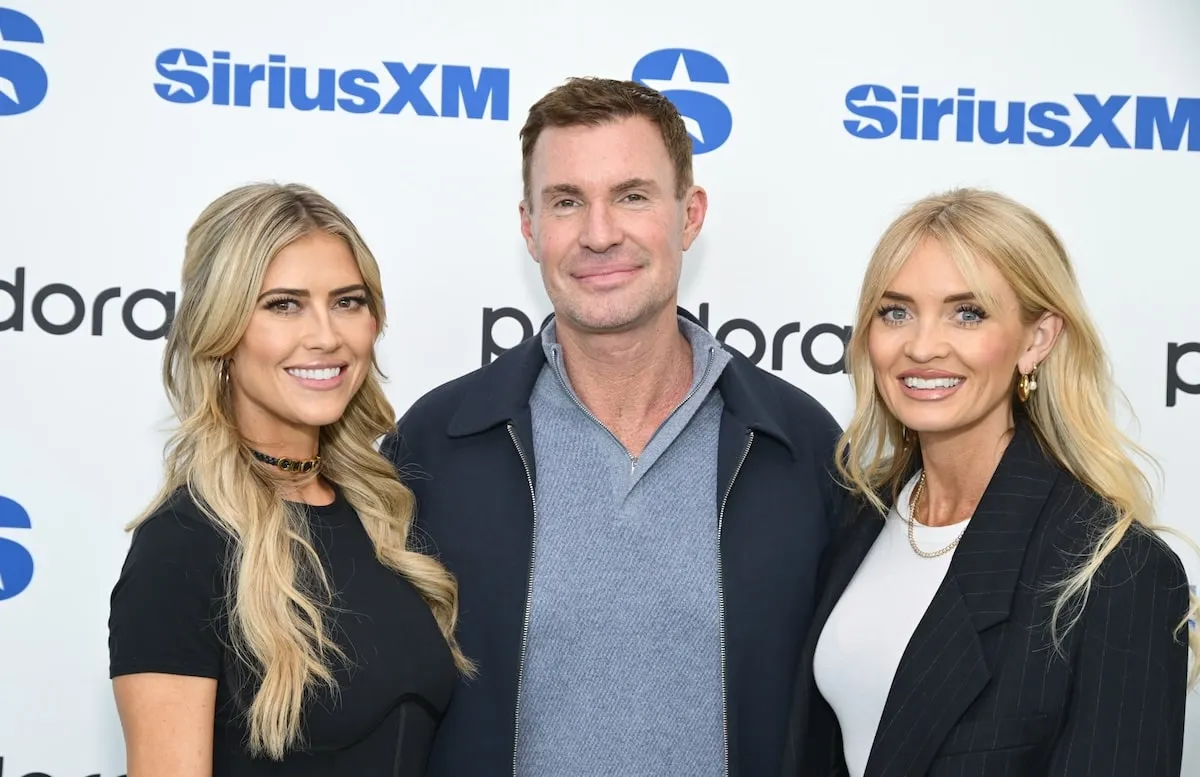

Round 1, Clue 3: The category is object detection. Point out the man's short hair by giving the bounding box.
[519,77,694,204]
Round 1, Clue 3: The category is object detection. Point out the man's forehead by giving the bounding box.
[531,124,671,180]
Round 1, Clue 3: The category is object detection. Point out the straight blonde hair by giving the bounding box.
[836,187,1199,685]
[132,182,474,758]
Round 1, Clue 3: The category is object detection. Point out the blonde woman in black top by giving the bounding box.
[108,182,472,777]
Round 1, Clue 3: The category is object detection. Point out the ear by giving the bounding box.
[519,199,538,261]
[1018,311,1064,374]
[681,185,708,252]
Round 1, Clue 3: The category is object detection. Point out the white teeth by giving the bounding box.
[287,367,342,381]
[905,376,961,389]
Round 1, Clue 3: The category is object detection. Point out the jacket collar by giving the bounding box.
[445,306,799,459]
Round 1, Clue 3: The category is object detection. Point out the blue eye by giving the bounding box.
[956,304,988,324]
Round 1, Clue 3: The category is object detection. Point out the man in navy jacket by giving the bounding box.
[382,77,844,777]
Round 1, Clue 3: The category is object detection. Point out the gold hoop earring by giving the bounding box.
[1017,364,1039,403]
[218,359,231,390]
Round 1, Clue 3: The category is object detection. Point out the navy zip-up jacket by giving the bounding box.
[381,308,845,777]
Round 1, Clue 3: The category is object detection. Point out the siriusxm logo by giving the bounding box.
[0,7,47,116]
[0,495,33,601]
[154,49,509,119]
[844,84,1199,151]
[633,48,731,154]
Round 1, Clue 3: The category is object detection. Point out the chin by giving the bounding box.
[891,405,964,436]
[564,296,662,332]
[900,410,981,437]
[293,406,352,429]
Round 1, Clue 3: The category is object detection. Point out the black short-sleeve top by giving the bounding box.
[108,486,456,777]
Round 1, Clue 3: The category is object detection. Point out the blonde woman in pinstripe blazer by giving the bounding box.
[782,188,1198,777]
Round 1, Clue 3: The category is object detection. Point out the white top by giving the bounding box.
[812,472,971,777]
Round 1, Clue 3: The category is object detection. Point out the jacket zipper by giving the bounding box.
[717,431,754,777]
[507,423,538,777]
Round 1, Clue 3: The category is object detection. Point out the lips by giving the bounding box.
[573,265,640,279]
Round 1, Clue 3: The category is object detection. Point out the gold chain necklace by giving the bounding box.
[907,471,968,559]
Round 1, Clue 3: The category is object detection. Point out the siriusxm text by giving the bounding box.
[154,50,509,119]
[844,85,1199,151]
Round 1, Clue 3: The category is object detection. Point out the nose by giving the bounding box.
[579,201,622,253]
[904,318,950,363]
[302,306,342,352]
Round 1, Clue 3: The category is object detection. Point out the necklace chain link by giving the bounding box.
[907,471,968,559]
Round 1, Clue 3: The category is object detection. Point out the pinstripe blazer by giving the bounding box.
[781,417,1193,777]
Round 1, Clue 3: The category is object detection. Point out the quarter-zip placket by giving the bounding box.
[549,345,716,474]
[508,344,733,777]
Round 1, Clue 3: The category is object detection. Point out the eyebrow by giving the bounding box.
[881,290,977,304]
[257,284,367,301]
[539,178,659,202]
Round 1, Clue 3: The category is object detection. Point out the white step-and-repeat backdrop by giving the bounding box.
[1,1,1197,774]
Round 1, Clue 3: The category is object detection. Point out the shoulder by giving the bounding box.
[384,336,545,462]
[394,366,489,436]
[124,487,231,568]
[1042,476,1188,591]
[1096,522,1189,592]
[110,487,230,678]
[381,366,488,467]
[720,348,844,452]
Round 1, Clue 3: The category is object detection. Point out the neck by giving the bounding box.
[233,401,333,505]
[553,306,693,455]
[233,389,321,462]
[915,409,1016,527]
[243,430,320,462]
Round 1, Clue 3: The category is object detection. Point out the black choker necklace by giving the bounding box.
[251,449,321,473]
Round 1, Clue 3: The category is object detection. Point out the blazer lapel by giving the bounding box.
[863,418,1062,777]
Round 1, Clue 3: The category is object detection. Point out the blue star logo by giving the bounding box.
[633,48,732,154]
[0,7,48,117]
[0,496,33,601]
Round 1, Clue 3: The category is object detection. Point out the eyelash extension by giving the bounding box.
[263,294,370,311]
[955,303,989,320]
[264,295,299,311]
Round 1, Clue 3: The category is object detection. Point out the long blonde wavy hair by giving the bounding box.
[836,187,1199,685]
[131,182,474,758]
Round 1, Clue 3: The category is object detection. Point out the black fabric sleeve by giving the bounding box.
[108,499,228,679]
[1045,528,1191,777]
